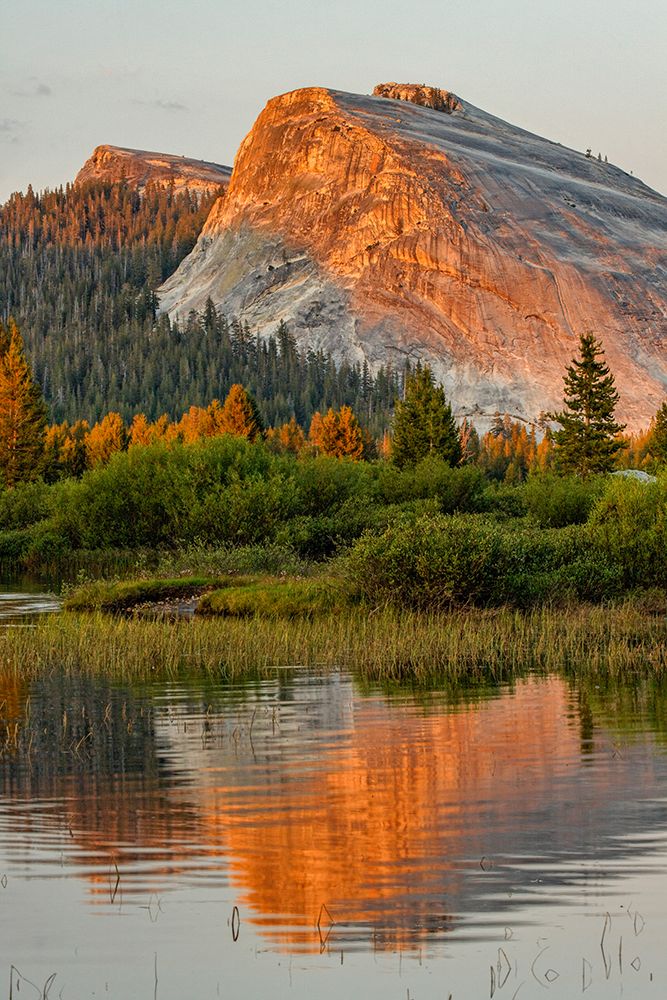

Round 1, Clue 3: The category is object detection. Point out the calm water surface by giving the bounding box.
[1,596,667,997]
[0,580,60,622]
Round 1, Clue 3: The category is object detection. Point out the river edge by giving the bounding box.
[0,600,665,685]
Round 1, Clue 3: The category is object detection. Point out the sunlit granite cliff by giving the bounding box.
[159,82,667,429]
[76,144,231,195]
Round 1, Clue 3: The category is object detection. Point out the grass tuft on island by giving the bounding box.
[1,601,665,684]
[62,573,345,616]
[196,577,347,618]
[62,575,257,612]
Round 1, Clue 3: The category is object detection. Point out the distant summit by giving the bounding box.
[75,145,231,195]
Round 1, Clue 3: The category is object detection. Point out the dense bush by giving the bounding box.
[0,481,54,531]
[0,437,662,608]
[523,473,605,528]
[588,475,667,589]
[345,513,623,609]
[345,513,511,609]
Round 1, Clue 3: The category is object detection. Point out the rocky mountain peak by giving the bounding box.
[159,84,667,432]
[75,145,231,195]
[372,82,461,113]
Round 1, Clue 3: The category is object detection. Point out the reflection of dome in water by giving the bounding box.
[1,671,666,953]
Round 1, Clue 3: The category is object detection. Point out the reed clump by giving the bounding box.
[0,603,664,683]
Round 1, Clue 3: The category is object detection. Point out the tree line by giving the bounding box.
[1,312,666,490]
[0,179,404,430]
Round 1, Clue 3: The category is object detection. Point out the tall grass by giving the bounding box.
[0,603,665,684]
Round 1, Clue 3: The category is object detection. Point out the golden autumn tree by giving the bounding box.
[309,406,364,459]
[86,412,127,467]
[266,417,306,454]
[60,420,90,477]
[128,413,172,448]
[43,420,91,481]
[219,384,263,441]
[173,405,212,444]
[0,320,48,487]
[128,413,153,447]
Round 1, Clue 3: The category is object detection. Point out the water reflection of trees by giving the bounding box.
[2,669,667,952]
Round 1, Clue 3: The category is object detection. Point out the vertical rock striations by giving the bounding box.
[159,84,667,429]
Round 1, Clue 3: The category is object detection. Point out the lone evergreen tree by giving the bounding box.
[550,333,625,476]
[0,320,48,487]
[391,365,461,468]
[651,400,667,464]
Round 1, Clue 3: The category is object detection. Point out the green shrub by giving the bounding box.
[524,473,605,528]
[346,513,513,609]
[0,481,53,531]
[376,459,486,512]
[587,475,667,589]
[345,514,620,609]
[482,482,528,520]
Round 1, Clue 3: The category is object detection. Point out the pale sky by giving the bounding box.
[1,0,666,201]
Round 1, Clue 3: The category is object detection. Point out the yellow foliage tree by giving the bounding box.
[86,412,126,467]
[128,413,172,448]
[267,417,306,454]
[218,384,263,441]
[309,406,364,459]
[43,420,90,480]
[0,320,48,487]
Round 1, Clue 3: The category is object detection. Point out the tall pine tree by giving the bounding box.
[651,400,667,464]
[391,365,461,468]
[550,333,625,476]
[0,320,48,487]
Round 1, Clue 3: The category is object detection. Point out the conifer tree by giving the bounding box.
[335,405,364,459]
[0,321,48,487]
[219,384,263,441]
[651,401,667,464]
[128,413,153,448]
[391,365,461,468]
[550,333,625,476]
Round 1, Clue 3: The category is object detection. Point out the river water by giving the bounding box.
[1,597,667,997]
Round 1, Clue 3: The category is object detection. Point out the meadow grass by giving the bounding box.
[0,602,665,684]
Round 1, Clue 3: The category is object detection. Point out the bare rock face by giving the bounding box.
[159,84,667,429]
[76,145,231,195]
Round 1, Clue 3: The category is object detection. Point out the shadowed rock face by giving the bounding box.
[76,144,231,195]
[159,84,667,429]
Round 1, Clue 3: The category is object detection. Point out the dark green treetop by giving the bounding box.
[392,364,461,468]
[651,400,667,464]
[550,333,625,476]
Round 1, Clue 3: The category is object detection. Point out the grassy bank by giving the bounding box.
[62,575,222,611]
[1,603,665,683]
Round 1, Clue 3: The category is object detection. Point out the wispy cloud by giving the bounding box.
[132,98,188,113]
[0,119,24,143]
[10,78,52,98]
